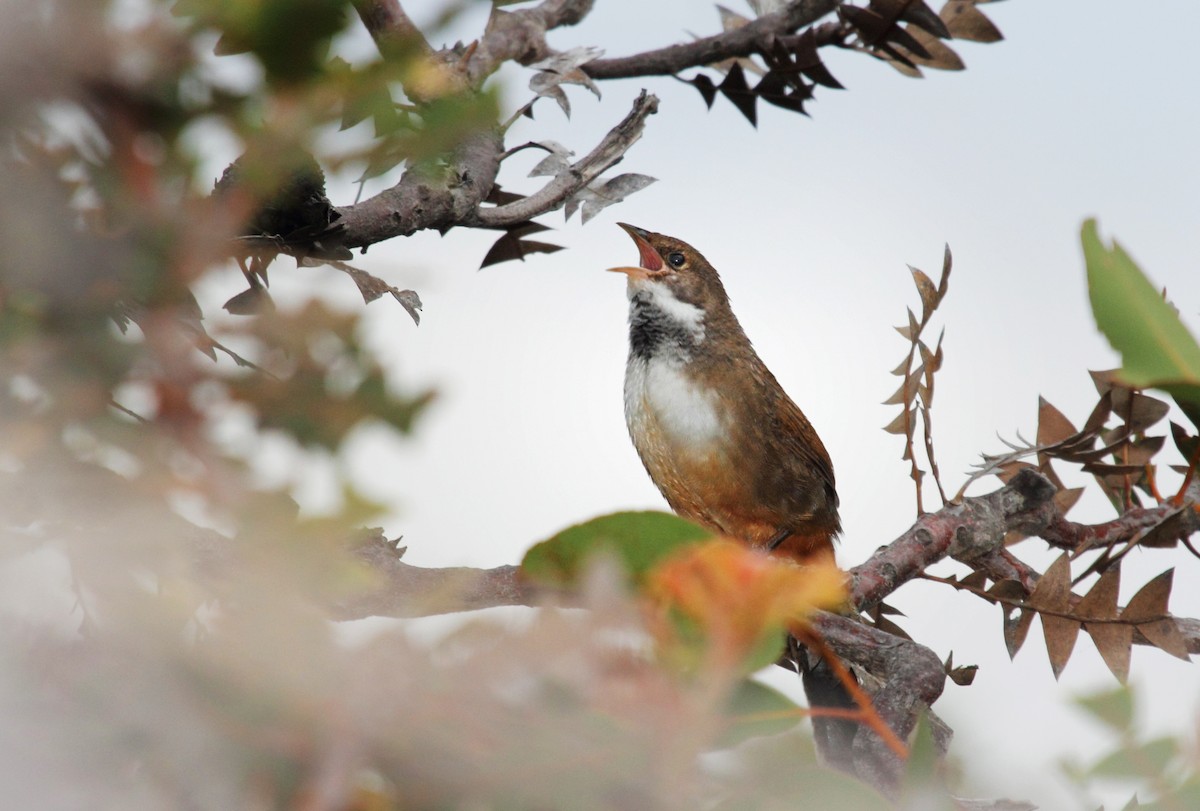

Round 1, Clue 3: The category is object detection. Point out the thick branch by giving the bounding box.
[465,0,596,85]
[351,0,432,59]
[808,611,949,790]
[584,0,839,80]
[848,469,1058,614]
[466,90,658,228]
[335,130,504,248]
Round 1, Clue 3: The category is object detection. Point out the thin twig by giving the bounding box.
[466,91,658,228]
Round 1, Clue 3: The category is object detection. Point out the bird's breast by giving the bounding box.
[624,355,725,452]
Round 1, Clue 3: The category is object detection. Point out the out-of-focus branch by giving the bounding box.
[351,0,432,58]
[329,530,544,620]
[466,90,658,228]
[584,0,839,80]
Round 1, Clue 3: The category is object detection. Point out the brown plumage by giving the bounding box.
[611,223,840,562]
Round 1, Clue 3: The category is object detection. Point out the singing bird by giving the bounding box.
[609,223,840,563]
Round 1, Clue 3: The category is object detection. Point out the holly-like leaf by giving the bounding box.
[521,511,714,586]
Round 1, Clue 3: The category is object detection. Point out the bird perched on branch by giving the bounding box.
[609,223,857,768]
[609,222,840,564]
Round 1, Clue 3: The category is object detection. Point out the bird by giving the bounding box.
[609,223,858,769]
[609,222,840,564]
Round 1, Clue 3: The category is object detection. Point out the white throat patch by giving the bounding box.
[628,278,706,341]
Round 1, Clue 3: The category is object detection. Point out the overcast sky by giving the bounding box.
[194,2,1200,807]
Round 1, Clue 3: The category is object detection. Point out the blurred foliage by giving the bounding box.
[1065,685,1200,810]
[0,2,885,808]
[1084,219,1200,427]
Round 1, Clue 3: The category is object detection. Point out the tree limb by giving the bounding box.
[351,0,432,59]
[335,130,504,249]
[465,90,659,228]
[848,469,1058,614]
[584,0,840,80]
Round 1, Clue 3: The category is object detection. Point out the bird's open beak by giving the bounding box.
[608,222,664,279]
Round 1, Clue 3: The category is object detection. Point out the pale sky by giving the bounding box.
[194,2,1200,807]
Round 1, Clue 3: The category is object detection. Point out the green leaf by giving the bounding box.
[719,678,804,748]
[1088,736,1179,779]
[1074,684,1134,732]
[1082,219,1200,412]
[521,511,713,586]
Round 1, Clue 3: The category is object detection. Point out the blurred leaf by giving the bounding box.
[720,678,804,747]
[1088,736,1179,779]
[1083,219,1200,411]
[1075,684,1134,732]
[645,540,845,670]
[521,511,714,586]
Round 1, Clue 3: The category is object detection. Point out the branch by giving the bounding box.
[351,0,432,59]
[464,0,596,85]
[466,90,659,228]
[335,130,504,249]
[329,530,543,620]
[584,0,839,80]
[806,611,949,791]
[1041,501,1199,553]
[848,469,1058,614]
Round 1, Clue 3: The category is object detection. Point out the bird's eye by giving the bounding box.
[667,251,686,268]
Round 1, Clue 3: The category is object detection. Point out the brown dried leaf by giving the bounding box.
[791,27,843,89]
[1003,607,1035,659]
[904,26,965,70]
[1124,575,1188,657]
[1027,555,1079,678]
[1053,487,1085,517]
[948,663,978,686]
[1137,509,1188,549]
[1077,567,1131,681]
[1122,569,1189,660]
[883,407,913,435]
[718,63,758,125]
[989,579,1027,602]
[883,375,920,406]
[1037,397,1078,447]
[1082,390,1114,435]
[940,0,1003,42]
[961,570,988,591]
[894,307,920,340]
[1125,393,1170,434]
[1170,421,1199,460]
[938,243,952,299]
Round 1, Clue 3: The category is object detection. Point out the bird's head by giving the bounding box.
[608,223,729,314]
